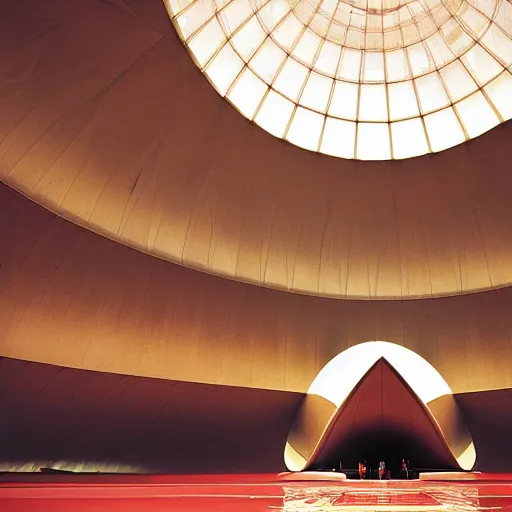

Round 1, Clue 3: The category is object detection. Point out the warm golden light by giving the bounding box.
[285,341,476,472]
[165,0,512,160]
[307,341,452,407]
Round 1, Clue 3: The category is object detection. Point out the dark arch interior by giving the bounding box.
[312,425,456,477]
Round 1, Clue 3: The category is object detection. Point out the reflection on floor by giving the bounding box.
[1,473,512,511]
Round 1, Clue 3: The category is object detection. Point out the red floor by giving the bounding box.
[2,473,512,512]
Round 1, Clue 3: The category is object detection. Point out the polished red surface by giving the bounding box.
[2,474,512,512]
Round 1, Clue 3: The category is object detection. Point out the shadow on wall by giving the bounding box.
[456,388,512,472]
[0,358,303,474]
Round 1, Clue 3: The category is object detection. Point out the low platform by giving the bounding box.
[1,472,512,511]
[420,471,512,481]
[278,471,347,481]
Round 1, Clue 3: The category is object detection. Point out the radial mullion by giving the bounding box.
[480,87,505,123]
[310,1,341,75]
[403,28,434,153]
[354,38,366,159]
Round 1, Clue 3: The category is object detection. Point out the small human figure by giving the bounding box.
[378,460,386,480]
[401,459,409,480]
[358,461,366,480]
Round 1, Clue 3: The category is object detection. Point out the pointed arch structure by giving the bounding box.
[285,341,476,472]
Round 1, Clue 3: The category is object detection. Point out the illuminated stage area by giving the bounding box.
[2,474,512,512]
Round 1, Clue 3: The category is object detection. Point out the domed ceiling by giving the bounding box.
[1,0,512,300]
[165,0,512,159]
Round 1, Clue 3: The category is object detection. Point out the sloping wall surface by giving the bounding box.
[1,0,512,299]
[2,356,512,473]
[456,388,512,472]
[0,357,302,473]
[2,183,512,393]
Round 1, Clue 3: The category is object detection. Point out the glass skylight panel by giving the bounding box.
[329,81,359,120]
[286,108,325,151]
[273,13,303,48]
[496,1,512,34]
[402,22,421,47]
[424,107,466,152]
[218,0,252,34]
[328,23,347,44]
[293,28,322,65]
[366,32,384,51]
[227,68,268,118]
[315,41,342,76]
[388,81,420,120]
[386,49,410,82]
[249,38,287,82]
[482,24,512,66]
[391,118,429,159]
[384,29,403,50]
[358,84,388,121]
[417,15,436,40]
[166,0,512,160]
[408,42,433,77]
[363,51,385,82]
[458,4,490,39]
[425,32,455,69]
[205,44,244,95]
[176,0,215,39]
[320,118,356,158]
[310,13,330,36]
[484,71,512,120]
[462,44,503,86]
[357,123,391,160]
[440,60,478,101]
[188,17,226,66]
[346,28,365,49]
[258,0,289,31]
[415,72,451,113]
[338,48,362,80]
[295,0,316,23]
[168,0,193,17]
[470,0,495,18]
[231,17,266,60]
[300,72,333,112]
[455,91,500,138]
[254,90,294,137]
[273,57,309,100]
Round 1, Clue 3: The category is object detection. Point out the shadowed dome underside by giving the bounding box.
[166,0,512,159]
[3,0,512,299]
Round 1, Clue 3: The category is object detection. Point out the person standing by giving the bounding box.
[358,461,366,480]
[378,460,386,480]
[401,459,409,480]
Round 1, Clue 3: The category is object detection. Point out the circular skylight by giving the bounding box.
[165,0,512,160]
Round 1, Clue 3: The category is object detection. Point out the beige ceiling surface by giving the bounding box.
[2,182,512,394]
[2,0,512,299]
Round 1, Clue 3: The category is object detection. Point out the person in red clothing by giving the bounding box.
[358,461,366,480]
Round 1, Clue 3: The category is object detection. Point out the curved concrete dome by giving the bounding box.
[1,0,512,299]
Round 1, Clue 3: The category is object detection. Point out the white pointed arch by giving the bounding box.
[308,341,451,407]
[285,341,476,472]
